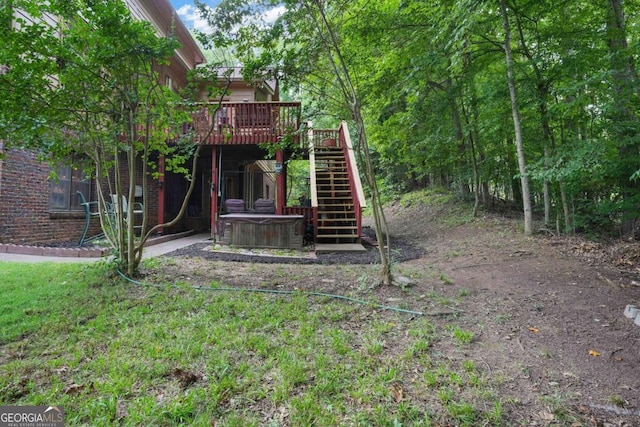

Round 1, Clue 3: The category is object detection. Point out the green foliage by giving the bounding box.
[257,122,307,160]
[0,0,216,273]
[189,0,640,238]
[399,188,454,208]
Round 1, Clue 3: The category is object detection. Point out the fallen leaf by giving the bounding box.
[63,383,85,395]
[538,410,555,421]
[588,350,600,357]
[389,383,403,403]
[172,368,200,388]
[528,327,540,333]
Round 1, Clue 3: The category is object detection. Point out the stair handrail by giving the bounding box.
[308,124,319,209]
[307,123,319,239]
[340,121,367,209]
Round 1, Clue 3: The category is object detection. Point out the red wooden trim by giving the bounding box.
[283,206,314,228]
[211,147,218,238]
[184,102,302,146]
[339,127,362,242]
[313,206,318,240]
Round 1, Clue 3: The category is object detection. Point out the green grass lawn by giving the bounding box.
[0,261,504,426]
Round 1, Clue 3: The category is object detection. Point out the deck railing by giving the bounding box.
[187,101,302,145]
[283,206,315,228]
[310,129,340,148]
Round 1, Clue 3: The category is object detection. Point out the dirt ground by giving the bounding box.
[155,200,640,425]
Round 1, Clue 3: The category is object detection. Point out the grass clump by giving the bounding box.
[1,261,507,426]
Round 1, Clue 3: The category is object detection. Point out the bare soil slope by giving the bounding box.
[379,198,640,425]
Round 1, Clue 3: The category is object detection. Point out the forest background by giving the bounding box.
[197,0,640,240]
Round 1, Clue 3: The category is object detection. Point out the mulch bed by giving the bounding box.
[162,227,424,265]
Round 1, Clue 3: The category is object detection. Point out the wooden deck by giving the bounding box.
[188,101,302,145]
[314,243,367,254]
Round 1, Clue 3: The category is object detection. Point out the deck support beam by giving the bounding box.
[211,146,219,239]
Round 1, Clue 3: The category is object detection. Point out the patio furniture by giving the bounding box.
[254,198,276,214]
[224,199,246,213]
[77,191,107,246]
[110,194,144,232]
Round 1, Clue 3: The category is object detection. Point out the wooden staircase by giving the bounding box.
[313,146,359,243]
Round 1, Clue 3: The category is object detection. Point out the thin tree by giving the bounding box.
[500,0,532,235]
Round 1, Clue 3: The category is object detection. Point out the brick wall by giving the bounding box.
[0,149,88,244]
[0,148,161,245]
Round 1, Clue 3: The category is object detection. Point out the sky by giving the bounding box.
[170,0,222,32]
[170,0,284,33]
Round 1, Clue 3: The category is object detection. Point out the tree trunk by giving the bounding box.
[605,0,640,238]
[311,0,393,285]
[500,0,532,235]
[543,148,551,227]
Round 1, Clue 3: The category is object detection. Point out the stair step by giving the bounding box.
[317,213,356,217]
[315,160,347,164]
[312,144,361,243]
[318,205,354,209]
[315,154,343,157]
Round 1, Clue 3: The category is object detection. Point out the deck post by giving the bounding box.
[276,149,285,215]
[211,146,219,239]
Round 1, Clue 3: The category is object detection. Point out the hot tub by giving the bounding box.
[217,214,304,249]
